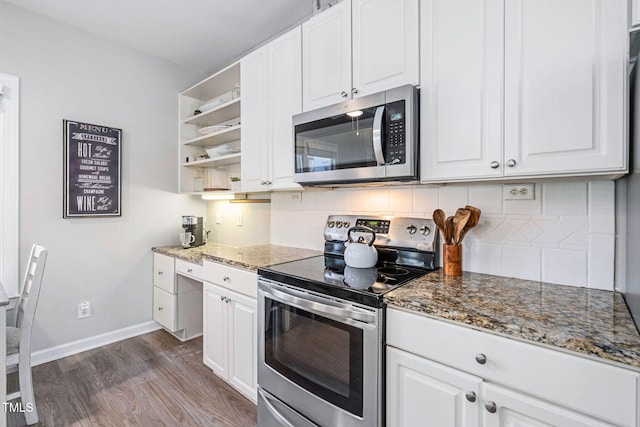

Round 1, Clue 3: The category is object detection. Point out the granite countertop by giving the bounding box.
[384,269,640,370]
[152,243,321,271]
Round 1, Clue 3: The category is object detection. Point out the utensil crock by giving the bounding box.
[443,244,462,276]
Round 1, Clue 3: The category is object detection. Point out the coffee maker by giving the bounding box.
[181,216,205,248]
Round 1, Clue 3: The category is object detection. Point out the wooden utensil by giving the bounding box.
[452,208,471,244]
[445,216,454,245]
[433,209,447,240]
[457,205,481,243]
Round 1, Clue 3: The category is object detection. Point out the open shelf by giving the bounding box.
[183,98,241,127]
[182,153,241,168]
[183,125,241,147]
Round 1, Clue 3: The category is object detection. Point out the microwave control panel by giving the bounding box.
[385,100,406,165]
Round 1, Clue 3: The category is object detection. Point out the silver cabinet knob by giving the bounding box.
[475,354,487,364]
[351,87,358,95]
[341,91,348,98]
[187,268,193,273]
[158,307,163,311]
[489,161,500,169]
[220,295,225,301]
[158,271,163,275]
[223,276,230,282]
[465,391,476,403]
[226,298,231,304]
[484,401,497,413]
[506,159,517,167]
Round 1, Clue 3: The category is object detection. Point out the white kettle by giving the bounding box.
[344,226,378,268]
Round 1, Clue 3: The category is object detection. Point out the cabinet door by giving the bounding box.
[482,383,614,427]
[386,347,482,427]
[227,291,258,403]
[267,26,303,190]
[203,282,228,378]
[240,47,269,192]
[633,0,640,29]
[302,0,352,111]
[153,253,175,293]
[153,287,177,332]
[503,0,627,177]
[420,0,504,182]
[351,0,419,97]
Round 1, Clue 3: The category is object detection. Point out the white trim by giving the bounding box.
[0,73,20,297]
[31,321,163,366]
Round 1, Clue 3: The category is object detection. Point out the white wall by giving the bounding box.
[0,2,206,352]
[269,181,616,290]
[206,200,271,247]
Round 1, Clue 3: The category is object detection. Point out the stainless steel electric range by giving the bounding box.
[257,215,438,427]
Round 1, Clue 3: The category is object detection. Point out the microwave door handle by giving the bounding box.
[372,106,386,165]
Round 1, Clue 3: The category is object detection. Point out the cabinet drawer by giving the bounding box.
[153,287,177,332]
[176,258,203,280]
[387,308,639,427]
[153,253,175,293]
[204,261,257,298]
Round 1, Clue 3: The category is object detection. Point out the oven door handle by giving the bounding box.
[372,105,386,166]
[260,282,376,324]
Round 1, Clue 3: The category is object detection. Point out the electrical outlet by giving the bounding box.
[78,301,91,319]
[503,183,535,200]
[237,212,243,226]
[215,212,222,224]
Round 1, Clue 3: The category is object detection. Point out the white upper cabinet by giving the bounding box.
[302,0,352,111]
[503,0,627,178]
[267,26,303,190]
[352,0,420,97]
[420,0,504,181]
[241,27,302,192]
[240,48,268,192]
[421,0,628,182]
[302,0,419,111]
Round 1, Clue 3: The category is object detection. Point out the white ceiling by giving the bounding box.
[6,0,314,73]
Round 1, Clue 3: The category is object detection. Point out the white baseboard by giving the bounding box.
[31,321,163,366]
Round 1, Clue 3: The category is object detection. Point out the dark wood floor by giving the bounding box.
[7,330,257,427]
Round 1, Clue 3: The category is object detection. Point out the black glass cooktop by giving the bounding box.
[258,255,429,307]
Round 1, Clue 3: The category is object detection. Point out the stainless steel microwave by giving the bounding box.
[293,85,418,186]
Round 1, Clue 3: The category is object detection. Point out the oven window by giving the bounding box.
[264,298,364,417]
[294,107,379,173]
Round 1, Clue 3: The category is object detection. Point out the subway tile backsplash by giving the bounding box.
[269,180,616,290]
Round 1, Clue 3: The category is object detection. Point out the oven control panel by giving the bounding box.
[324,215,437,251]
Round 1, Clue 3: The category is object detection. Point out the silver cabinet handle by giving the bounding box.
[158,271,163,275]
[485,401,497,413]
[223,276,230,282]
[475,354,487,364]
[341,91,348,98]
[187,268,193,273]
[489,161,500,169]
[465,391,476,403]
[158,307,163,311]
[351,87,358,95]
[506,159,517,167]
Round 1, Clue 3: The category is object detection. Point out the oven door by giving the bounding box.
[258,279,382,427]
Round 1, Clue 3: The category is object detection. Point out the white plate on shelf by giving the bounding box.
[198,125,234,135]
[198,99,225,111]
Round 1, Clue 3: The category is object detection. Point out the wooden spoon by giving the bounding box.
[458,205,482,243]
[432,209,447,239]
[445,216,454,245]
[453,209,471,244]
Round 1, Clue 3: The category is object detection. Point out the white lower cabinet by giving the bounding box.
[386,308,640,427]
[203,264,257,404]
[152,253,203,341]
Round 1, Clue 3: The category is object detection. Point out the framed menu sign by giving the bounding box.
[63,120,122,218]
